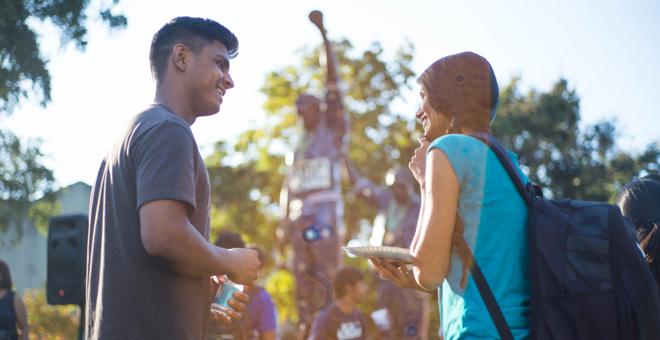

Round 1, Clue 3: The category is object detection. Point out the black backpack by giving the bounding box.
[464,132,660,340]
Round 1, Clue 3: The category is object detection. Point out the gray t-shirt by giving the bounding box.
[309,303,370,340]
[85,104,211,339]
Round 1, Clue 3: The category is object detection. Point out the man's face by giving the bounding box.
[296,96,321,130]
[348,280,369,304]
[186,41,234,117]
[391,182,410,205]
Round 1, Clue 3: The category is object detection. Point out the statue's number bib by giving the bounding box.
[288,158,332,194]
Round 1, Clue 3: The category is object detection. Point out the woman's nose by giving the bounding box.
[415,107,424,119]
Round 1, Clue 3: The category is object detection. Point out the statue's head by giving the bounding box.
[296,93,322,130]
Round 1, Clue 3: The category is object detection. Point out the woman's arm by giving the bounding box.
[14,295,29,340]
[409,184,426,252]
[411,149,459,291]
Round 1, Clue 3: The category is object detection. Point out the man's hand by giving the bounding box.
[210,290,250,324]
[225,248,260,285]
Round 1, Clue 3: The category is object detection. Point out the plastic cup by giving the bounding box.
[212,275,244,311]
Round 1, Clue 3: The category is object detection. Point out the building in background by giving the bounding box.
[0,182,90,294]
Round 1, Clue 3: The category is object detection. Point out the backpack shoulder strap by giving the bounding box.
[469,131,532,206]
[468,248,515,340]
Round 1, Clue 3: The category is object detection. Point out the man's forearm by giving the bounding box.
[157,222,233,278]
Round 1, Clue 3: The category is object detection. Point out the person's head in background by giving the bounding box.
[214,230,246,249]
[617,175,660,261]
[0,260,13,292]
[215,232,267,289]
[416,51,499,141]
[386,167,416,205]
[333,267,368,305]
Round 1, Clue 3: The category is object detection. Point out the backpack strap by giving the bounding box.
[462,131,533,340]
[467,248,515,340]
[468,131,532,207]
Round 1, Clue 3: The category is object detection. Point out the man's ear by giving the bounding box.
[171,43,190,72]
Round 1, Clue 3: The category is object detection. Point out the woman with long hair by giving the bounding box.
[371,52,531,339]
[0,260,29,340]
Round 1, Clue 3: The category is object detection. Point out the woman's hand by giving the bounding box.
[409,138,430,185]
[369,258,428,292]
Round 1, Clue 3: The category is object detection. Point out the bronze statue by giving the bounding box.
[278,10,349,338]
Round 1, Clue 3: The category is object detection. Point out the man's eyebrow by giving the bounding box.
[215,54,230,68]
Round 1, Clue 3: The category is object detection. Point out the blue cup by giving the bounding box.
[212,276,244,311]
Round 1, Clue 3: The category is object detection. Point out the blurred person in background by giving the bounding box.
[0,260,28,340]
[308,267,375,340]
[618,174,660,287]
[352,167,429,339]
[211,232,277,340]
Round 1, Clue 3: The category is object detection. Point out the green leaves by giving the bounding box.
[206,38,418,323]
[0,129,56,239]
[1,0,127,114]
[0,0,125,240]
[492,78,658,202]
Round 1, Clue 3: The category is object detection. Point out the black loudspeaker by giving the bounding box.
[47,214,88,305]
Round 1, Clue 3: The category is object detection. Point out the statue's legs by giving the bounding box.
[292,201,342,337]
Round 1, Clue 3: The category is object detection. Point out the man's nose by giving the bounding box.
[224,72,235,89]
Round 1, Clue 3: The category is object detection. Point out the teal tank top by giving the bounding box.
[428,134,531,340]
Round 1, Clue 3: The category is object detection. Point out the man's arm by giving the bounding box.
[139,199,259,284]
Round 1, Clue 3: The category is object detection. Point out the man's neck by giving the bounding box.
[335,296,357,315]
[154,84,196,125]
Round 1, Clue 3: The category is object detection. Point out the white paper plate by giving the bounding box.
[342,246,412,262]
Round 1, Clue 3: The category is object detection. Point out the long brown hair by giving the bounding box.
[418,52,499,288]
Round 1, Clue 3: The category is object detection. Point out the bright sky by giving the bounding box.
[3,0,659,188]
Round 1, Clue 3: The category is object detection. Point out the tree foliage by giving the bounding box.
[0,130,56,240]
[207,40,658,331]
[206,38,418,323]
[492,78,659,202]
[23,288,80,339]
[1,0,126,239]
[1,0,127,114]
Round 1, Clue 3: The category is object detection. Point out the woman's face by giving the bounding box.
[416,85,449,140]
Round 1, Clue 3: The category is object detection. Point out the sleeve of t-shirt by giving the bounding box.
[133,121,198,211]
[308,311,334,340]
[256,290,277,333]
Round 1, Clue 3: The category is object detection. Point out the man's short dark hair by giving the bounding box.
[333,267,364,298]
[214,231,245,249]
[0,260,12,290]
[149,16,239,83]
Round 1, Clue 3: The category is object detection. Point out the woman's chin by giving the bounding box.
[424,130,443,141]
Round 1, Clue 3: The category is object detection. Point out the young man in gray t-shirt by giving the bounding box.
[309,267,375,340]
[85,17,261,340]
